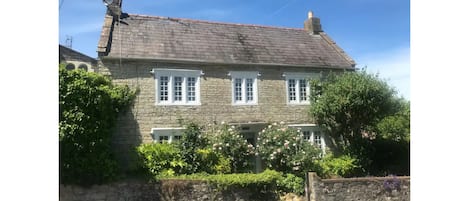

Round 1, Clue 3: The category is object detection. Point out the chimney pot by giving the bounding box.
[308,11,314,19]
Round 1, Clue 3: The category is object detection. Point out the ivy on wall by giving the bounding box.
[59,65,136,186]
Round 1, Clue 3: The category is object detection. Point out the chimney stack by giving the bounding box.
[304,10,323,34]
[105,0,123,17]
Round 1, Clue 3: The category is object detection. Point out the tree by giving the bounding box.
[59,65,135,185]
[309,70,409,175]
[369,99,410,175]
[375,99,410,142]
[310,70,400,153]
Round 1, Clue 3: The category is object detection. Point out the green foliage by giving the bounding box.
[59,65,135,186]
[177,122,209,174]
[309,70,410,176]
[157,170,304,197]
[309,70,400,153]
[314,154,360,178]
[276,173,305,195]
[157,169,283,190]
[205,123,256,173]
[256,123,322,177]
[195,148,232,174]
[136,143,187,176]
[375,100,410,142]
[204,169,282,190]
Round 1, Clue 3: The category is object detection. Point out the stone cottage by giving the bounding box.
[96,1,355,170]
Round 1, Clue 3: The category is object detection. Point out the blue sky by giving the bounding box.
[59,0,410,99]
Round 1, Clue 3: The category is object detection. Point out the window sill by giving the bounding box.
[232,103,258,106]
[155,102,201,106]
[287,102,310,106]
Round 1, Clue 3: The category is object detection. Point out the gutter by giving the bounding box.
[99,56,355,71]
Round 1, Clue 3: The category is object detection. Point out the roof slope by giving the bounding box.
[98,14,355,69]
[59,45,97,64]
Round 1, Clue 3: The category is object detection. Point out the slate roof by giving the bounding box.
[60,45,97,65]
[98,14,355,69]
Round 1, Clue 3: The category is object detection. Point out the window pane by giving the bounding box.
[235,78,242,101]
[174,77,183,101]
[78,64,88,71]
[187,77,196,102]
[159,136,169,143]
[246,78,254,101]
[314,133,322,148]
[299,79,307,101]
[160,76,169,101]
[288,79,296,101]
[65,63,75,70]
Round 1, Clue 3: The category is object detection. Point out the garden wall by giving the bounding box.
[59,179,278,201]
[307,172,410,201]
[60,174,410,201]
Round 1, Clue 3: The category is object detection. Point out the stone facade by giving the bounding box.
[60,179,278,201]
[98,60,333,169]
[59,45,97,72]
[307,173,410,201]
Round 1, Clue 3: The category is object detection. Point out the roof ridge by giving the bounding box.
[127,13,306,31]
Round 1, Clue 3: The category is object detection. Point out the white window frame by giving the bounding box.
[284,72,318,105]
[229,71,259,105]
[154,68,202,106]
[288,124,326,154]
[151,128,184,143]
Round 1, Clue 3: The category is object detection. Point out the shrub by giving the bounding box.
[276,173,305,195]
[205,123,256,173]
[158,169,283,190]
[59,65,135,186]
[156,170,303,198]
[196,148,231,174]
[178,122,209,174]
[256,123,322,176]
[136,143,187,176]
[314,154,359,178]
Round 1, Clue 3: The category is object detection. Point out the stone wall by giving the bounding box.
[307,173,410,201]
[97,60,327,169]
[100,60,317,129]
[59,179,278,201]
[59,174,410,201]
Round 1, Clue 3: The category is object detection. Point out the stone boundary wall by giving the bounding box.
[60,179,278,201]
[307,172,410,201]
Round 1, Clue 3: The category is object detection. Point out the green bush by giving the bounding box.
[158,169,283,190]
[136,143,231,177]
[314,154,359,178]
[59,65,135,186]
[157,170,304,197]
[257,123,322,176]
[276,173,305,195]
[136,143,187,176]
[196,148,231,174]
[178,122,209,174]
[206,123,255,173]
